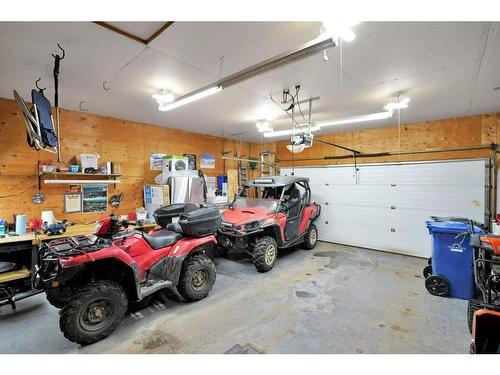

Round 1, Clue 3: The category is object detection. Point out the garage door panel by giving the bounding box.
[282,159,488,258]
[393,185,486,211]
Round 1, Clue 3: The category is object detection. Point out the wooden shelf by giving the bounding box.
[39,171,122,177]
[38,171,122,189]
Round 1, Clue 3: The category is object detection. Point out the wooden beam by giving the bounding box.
[93,22,147,44]
[145,22,175,44]
[93,21,175,45]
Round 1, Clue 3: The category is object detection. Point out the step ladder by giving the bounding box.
[260,151,276,177]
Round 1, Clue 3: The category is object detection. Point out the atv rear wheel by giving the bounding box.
[177,254,216,302]
[252,236,278,273]
[59,280,128,345]
[303,224,318,250]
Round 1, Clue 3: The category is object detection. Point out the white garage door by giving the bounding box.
[281,160,490,258]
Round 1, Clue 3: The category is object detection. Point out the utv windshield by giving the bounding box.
[232,197,279,212]
[233,186,283,211]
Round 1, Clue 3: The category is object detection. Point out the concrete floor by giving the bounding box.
[0,242,470,353]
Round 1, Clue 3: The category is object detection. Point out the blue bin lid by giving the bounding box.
[426,220,484,234]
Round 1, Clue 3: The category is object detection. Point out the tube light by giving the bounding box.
[384,97,410,111]
[317,111,393,127]
[263,125,321,138]
[44,180,121,184]
[158,85,222,112]
[156,36,335,112]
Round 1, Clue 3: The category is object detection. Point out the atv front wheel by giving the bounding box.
[252,236,278,273]
[177,254,216,302]
[59,280,128,345]
[46,287,71,309]
[303,224,318,250]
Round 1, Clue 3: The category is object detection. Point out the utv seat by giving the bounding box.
[143,229,182,250]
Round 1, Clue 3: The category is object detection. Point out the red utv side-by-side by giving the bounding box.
[217,176,321,272]
[35,204,220,345]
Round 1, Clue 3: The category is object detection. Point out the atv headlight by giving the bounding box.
[41,258,61,277]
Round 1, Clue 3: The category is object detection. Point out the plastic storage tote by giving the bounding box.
[425,219,484,300]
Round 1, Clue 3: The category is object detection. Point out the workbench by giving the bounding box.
[0,222,157,309]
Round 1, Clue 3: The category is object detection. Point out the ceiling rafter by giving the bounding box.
[93,21,175,45]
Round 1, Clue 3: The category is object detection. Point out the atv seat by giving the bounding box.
[143,229,182,250]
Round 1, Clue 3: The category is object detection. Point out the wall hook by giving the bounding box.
[51,43,65,59]
[103,81,110,91]
[79,100,88,112]
[35,78,46,91]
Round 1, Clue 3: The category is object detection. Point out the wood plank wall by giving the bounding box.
[265,113,500,168]
[0,97,257,223]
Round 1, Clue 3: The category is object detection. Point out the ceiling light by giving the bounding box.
[158,36,335,112]
[158,85,222,112]
[384,97,410,111]
[321,21,360,42]
[263,125,321,138]
[152,90,175,111]
[256,120,273,133]
[286,144,306,153]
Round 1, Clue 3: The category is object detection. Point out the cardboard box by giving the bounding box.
[144,184,170,218]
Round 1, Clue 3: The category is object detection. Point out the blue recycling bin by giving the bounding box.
[425,220,484,300]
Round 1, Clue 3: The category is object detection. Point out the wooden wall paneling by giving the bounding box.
[0,97,257,223]
[275,113,499,168]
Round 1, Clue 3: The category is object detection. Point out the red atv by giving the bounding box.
[218,176,320,272]
[35,204,220,345]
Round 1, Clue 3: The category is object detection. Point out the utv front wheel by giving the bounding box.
[59,280,128,345]
[303,224,318,250]
[252,236,278,273]
[177,254,216,302]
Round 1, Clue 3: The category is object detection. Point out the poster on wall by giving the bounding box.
[69,184,81,193]
[200,153,215,169]
[64,193,82,213]
[82,184,108,212]
[150,153,167,170]
[183,154,197,170]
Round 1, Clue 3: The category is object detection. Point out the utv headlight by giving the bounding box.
[244,220,263,231]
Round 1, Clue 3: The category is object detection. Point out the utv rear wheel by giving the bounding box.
[303,224,318,250]
[177,254,216,302]
[59,280,128,345]
[252,236,278,273]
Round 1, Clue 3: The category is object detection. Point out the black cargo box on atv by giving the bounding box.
[154,203,200,227]
[178,207,221,237]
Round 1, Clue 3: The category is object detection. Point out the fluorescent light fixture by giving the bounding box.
[158,85,222,112]
[45,180,120,184]
[157,36,335,112]
[263,125,321,138]
[317,111,393,127]
[321,21,360,42]
[256,120,273,133]
[384,97,410,111]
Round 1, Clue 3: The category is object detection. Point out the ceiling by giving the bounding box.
[0,21,499,142]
